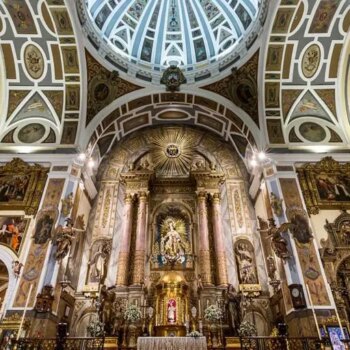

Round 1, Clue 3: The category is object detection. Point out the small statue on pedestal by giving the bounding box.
[223,284,242,336]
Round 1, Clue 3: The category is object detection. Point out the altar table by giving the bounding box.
[137,336,207,350]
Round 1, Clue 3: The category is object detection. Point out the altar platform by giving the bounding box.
[137,336,207,350]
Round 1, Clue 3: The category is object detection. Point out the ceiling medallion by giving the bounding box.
[165,143,181,158]
[161,66,186,92]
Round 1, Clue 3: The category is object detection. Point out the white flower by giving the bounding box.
[204,305,222,322]
[124,304,142,323]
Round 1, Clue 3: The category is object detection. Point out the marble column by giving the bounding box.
[116,193,134,286]
[211,193,228,286]
[132,192,147,285]
[197,191,212,285]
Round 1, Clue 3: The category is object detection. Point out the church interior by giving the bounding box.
[0,0,350,349]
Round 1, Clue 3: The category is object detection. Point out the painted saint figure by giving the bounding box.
[167,299,176,324]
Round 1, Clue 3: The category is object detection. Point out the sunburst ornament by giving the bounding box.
[149,128,197,177]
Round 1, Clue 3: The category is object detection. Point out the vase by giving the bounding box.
[127,323,138,348]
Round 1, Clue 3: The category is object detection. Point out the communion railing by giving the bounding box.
[16,337,104,350]
[239,336,327,350]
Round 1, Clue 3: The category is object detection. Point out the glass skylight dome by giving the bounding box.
[82,0,264,82]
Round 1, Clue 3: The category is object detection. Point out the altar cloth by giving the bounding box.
[137,336,207,350]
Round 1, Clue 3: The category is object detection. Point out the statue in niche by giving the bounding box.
[270,192,283,217]
[167,299,176,324]
[258,217,292,260]
[88,240,111,283]
[223,284,241,336]
[160,217,188,265]
[235,240,258,284]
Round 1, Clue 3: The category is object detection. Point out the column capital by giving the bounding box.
[196,191,207,200]
[124,193,134,204]
[137,191,149,201]
[210,192,221,203]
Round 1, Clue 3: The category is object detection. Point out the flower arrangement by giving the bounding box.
[124,304,142,323]
[188,330,202,338]
[87,320,105,337]
[238,320,257,337]
[204,304,222,322]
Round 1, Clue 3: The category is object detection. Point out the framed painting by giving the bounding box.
[0,216,29,254]
[297,157,350,215]
[0,158,48,215]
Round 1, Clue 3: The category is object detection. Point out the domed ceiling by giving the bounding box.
[82,0,264,81]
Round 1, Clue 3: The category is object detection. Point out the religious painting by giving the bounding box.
[0,216,29,253]
[297,157,350,215]
[18,123,46,143]
[265,82,280,108]
[60,122,77,144]
[272,8,294,33]
[151,206,192,270]
[0,158,48,215]
[61,47,79,74]
[267,119,285,144]
[3,0,37,35]
[266,45,283,71]
[33,209,57,244]
[298,122,326,142]
[234,239,259,285]
[65,85,80,111]
[309,0,340,33]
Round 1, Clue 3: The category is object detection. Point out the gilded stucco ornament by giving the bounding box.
[161,66,186,92]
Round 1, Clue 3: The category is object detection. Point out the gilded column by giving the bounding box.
[132,192,148,285]
[116,193,134,286]
[211,193,228,286]
[197,191,212,285]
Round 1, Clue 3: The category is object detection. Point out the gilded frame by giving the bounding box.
[0,158,48,215]
[297,157,350,215]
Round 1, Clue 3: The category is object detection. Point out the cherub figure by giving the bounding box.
[12,260,23,279]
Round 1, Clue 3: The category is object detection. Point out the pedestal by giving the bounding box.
[226,337,241,349]
[104,337,118,350]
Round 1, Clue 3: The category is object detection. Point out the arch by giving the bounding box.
[85,95,259,171]
[0,245,18,316]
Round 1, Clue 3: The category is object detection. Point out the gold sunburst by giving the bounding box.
[149,128,196,177]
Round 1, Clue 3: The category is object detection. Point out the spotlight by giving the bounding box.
[87,158,95,168]
[78,153,86,161]
[258,151,266,160]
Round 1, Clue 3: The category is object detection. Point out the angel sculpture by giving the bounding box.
[258,217,292,260]
[55,217,84,261]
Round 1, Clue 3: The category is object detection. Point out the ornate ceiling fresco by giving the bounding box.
[0,0,82,149]
[0,0,349,161]
[78,0,267,83]
[262,0,350,150]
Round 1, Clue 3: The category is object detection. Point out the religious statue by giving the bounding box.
[224,284,241,336]
[167,299,176,324]
[270,192,283,217]
[235,241,258,284]
[258,217,292,260]
[99,285,116,334]
[55,218,84,261]
[160,217,188,265]
[89,241,111,283]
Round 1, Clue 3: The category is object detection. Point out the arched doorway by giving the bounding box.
[0,260,9,319]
